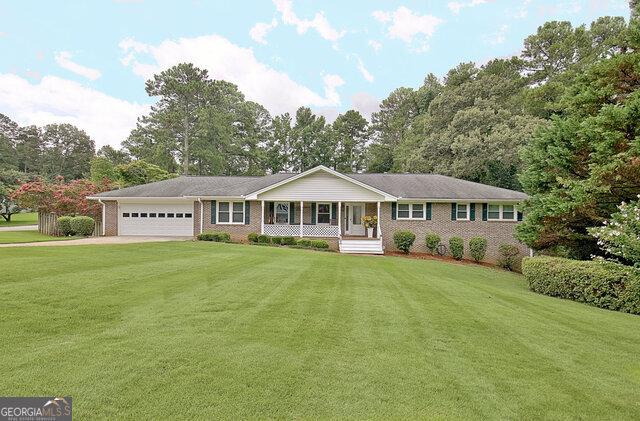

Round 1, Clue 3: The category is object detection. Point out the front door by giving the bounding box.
[345,203,365,236]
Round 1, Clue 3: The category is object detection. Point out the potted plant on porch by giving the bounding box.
[361,215,378,238]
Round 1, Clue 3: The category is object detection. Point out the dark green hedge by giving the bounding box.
[198,231,231,242]
[522,256,640,315]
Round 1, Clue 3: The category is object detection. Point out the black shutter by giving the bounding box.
[211,200,216,224]
[517,211,523,221]
[470,203,476,221]
[268,202,274,224]
[244,201,250,225]
[331,203,337,221]
[391,202,397,220]
[289,202,296,225]
[311,202,316,224]
[426,203,432,220]
[482,203,488,221]
[451,203,457,221]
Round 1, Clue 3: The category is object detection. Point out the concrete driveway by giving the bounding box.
[0,225,38,232]
[0,235,193,248]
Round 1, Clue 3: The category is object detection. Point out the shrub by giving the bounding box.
[497,244,520,271]
[256,234,270,244]
[57,216,74,236]
[449,236,464,260]
[393,231,416,254]
[469,237,487,262]
[425,233,440,254]
[522,256,640,315]
[70,216,95,236]
[271,236,283,245]
[198,231,231,242]
[588,196,640,267]
[296,239,312,248]
[311,240,329,249]
[281,236,296,246]
[247,232,259,243]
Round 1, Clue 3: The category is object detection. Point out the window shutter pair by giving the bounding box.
[289,202,296,225]
[310,202,316,224]
[451,203,476,221]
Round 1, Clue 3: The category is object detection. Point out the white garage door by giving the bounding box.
[118,203,194,236]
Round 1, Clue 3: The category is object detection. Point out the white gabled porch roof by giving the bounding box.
[244,165,397,201]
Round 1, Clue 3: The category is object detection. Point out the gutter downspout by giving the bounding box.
[97,199,105,236]
[197,198,204,234]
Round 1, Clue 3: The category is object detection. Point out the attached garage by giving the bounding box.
[118,202,194,236]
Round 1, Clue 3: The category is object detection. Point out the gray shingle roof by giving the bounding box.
[92,170,526,201]
[349,173,528,200]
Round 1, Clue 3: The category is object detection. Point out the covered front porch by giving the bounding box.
[260,201,381,239]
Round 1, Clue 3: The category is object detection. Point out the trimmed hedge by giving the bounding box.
[296,239,312,248]
[281,236,297,246]
[393,231,416,254]
[256,234,270,244]
[425,233,440,254]
[449,236,464,260]
[469,237,487,262]
[523,256,640,315]
[70,216,95,236]
[198,231,231,242]
[498,244,520,271]
[57,216,74,236]
[310,240,329,249]
[57,215,94,236]
[247,232,259,243]
[271,236,283,245]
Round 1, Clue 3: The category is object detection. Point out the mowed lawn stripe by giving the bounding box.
[1,242,639,419]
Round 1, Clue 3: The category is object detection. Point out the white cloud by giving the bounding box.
[351,92,379,121]
[368,39,382,52]
[54,51,102,81]
[356,58,374,83]
[484,24,509,46]
[119,34,346,115]
[0,73,149,148]
[250,18,278,45]
[273,0,345,42]
[448,0,489,15]
[372,6,443,52]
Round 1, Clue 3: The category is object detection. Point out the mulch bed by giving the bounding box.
[385,251,499,269]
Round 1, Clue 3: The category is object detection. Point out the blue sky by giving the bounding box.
[0,0,630,148]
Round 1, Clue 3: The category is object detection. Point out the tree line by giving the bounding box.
[1,2,639,259]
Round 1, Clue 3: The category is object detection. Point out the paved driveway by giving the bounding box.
[0,225,38,232]
[0,236,193,248]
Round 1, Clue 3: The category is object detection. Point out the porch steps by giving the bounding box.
[339,238,384,254]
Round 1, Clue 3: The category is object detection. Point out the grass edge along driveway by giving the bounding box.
[0,230,78,244]
[1,241,639,419]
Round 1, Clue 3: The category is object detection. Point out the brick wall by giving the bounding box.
[202,200,261,242]
[380,202,529,263]
[104,200,118,236]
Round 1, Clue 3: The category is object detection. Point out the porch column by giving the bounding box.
[337,201,342,238]
[299,201,304,237]
[377,201,381,238]
[261,200,265,234]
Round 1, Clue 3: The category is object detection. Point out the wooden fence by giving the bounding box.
[38,212,102,237]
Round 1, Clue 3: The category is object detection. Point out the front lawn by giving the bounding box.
[1,242,639,419]
[0,211,37,226]
[0,230,79,244]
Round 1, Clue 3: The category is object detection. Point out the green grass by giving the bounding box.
[0,230,78,244]
[0,211,37,226]
[1,242,639,419]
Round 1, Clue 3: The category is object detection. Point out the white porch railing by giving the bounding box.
[263,224,340,237]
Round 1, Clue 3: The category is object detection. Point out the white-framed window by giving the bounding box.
[397,203,425,220]
[218,201,245,224]
[456,203,470,220]
[487,203,517,221]
[275,202,289,224]
[317,202,331,224]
